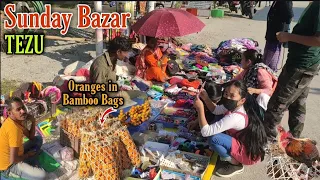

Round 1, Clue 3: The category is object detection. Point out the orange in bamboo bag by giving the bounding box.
[116,128,141,166]
[78,147,91,178]
[119,141,131,170]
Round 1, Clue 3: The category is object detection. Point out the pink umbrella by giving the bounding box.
[132,8,205,38]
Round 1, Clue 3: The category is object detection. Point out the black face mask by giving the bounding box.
[220,97,239,111]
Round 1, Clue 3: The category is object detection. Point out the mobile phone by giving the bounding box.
[196,81,206,98]
[200,81,206,91]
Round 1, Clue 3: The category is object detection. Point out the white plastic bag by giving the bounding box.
[60,147,74,161]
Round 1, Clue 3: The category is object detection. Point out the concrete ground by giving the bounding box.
[1,1,319,180]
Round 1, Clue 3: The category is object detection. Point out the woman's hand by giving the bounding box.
[187,120,199,131]
[161,54,168,60]
[193,96,204,111]
[248,87,261,95]
[199,89,209,100]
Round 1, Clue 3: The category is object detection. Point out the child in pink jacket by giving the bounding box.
[234,49,278,110]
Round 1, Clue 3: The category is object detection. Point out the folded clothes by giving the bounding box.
[181,43,193,52]
[182,87,200,93]
[187,53,218,64]
[196,58,209,67]
[191,44,205,52]
[165,84,182,95]
[120,85,133,91]
[169,76,184,85]
[132,80,149,91]
[173,99,193,108]
[175,48,190,57]
[171,91,196,101]
[147,89,163,100]
[195,64,203,69]
[180,79,201,89]
[182,59,196,70]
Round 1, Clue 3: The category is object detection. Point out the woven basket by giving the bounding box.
[78,118,141,179]
[266,144,320,180]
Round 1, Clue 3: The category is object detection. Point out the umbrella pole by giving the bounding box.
[94,1,103,57]
[171,1,176,8]
[147,1,155,13]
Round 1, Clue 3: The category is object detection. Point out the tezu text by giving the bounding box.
[4,34,44,55]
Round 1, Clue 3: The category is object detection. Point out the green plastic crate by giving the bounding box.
[211,9,224,18]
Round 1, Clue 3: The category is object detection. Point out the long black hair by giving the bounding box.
[204,80,223,103]
[108,36,132,54]
[225,80,267,161]
[243,49,263,65]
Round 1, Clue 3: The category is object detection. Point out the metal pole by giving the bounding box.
[171,1,176,8]
[130,1,136,20]
[147,1,155,13]
[94,1,104,57]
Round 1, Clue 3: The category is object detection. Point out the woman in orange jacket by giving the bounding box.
[135,37,169,82]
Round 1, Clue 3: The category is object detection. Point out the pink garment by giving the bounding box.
[233,69,246,81]
[233,68,278,96]
[195,64,203,69]
[130,31,137,39]
[181,43,192,51]
[76,68,90,82]
[225,111,261,165]
[257,68,278,96]
[191,51,211,57]
[224,65,241,72]
[169,76,184,85]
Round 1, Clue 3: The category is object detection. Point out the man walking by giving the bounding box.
[264,1,320,139]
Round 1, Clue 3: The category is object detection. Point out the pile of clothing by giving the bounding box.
[215,38,260,64]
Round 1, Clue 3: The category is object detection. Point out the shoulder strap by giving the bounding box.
[233,111,249,127]
[104,52,112,66]
[233,111,248,119]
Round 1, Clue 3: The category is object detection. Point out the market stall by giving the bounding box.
[3,28,319,180]
[2,1,320,179]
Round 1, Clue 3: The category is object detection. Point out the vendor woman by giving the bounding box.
[90,37,147,103]
[135,37,169,82]
[193,80,267,178]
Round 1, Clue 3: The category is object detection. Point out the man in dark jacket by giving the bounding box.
[90,37,147,106]
[264,1,320,139]
[263,1,293,72]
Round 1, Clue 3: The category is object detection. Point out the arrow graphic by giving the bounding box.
[99,107,117,124]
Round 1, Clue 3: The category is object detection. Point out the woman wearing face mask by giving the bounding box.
[135,36,169,82]
[233,49,278,111]
[193,80,267,178]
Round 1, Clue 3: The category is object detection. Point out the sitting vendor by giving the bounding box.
[233,49,278,111]
[135,37,169,82]
[193,80,267,177]
[90,37,147,103]
[0,97,46,180]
